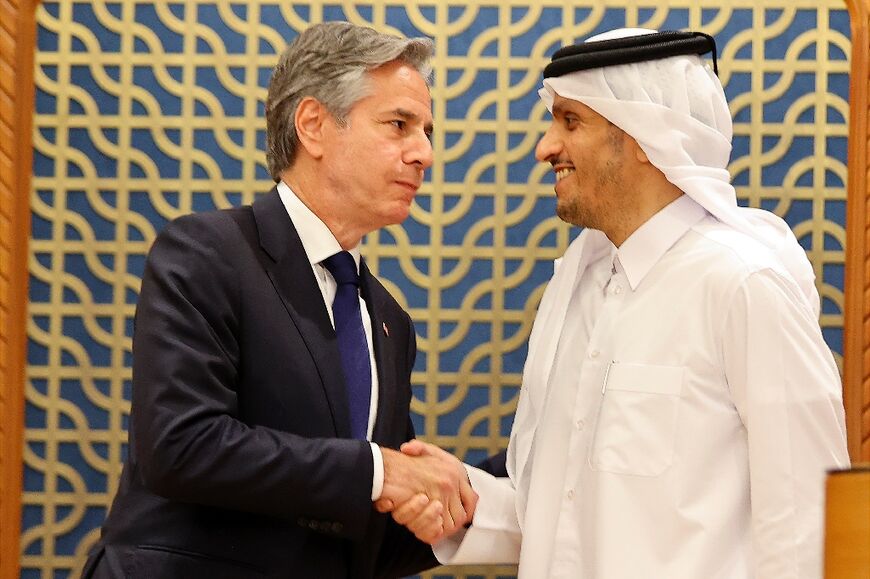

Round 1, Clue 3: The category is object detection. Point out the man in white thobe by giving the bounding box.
[384,28,850,578]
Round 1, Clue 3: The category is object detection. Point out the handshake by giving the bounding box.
[376,439,478,545]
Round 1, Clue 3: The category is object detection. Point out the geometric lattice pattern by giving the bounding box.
[25,1,850,577]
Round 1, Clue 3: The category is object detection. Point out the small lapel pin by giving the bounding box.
[382,322,389,337]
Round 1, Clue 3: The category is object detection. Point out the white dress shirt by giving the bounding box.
[276,181,385,500]
[436,194,849,578]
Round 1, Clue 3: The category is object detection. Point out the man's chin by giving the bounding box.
[556,204,586,228]
[384,205,412,226]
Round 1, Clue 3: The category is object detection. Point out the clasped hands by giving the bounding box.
[377,440,477,544]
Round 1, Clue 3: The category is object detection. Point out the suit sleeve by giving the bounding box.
[131,213,374,540]
[475,450,508,478]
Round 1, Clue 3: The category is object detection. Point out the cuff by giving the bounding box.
[432,465,521,565]
[370,442,384,501]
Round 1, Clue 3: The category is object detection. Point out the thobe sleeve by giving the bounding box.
[723,268,849,578]
[432,465,522,564]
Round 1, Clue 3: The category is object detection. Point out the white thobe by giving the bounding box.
[435,195,849,578]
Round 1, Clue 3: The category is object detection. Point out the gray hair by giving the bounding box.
[265,21,434,181]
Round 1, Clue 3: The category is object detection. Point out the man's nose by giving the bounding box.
[535,125,560,163]
[406,131,434,169]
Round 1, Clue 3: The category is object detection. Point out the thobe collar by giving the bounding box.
[615,194,708,291]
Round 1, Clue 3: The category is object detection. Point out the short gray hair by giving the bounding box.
[265,21,434,181]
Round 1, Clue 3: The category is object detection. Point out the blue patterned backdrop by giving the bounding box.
[25,2,850,577]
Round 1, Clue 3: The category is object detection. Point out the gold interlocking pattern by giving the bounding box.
[24,2,850,577]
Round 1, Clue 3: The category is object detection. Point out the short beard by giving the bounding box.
[556,156,622,229]
[556,196,588,228]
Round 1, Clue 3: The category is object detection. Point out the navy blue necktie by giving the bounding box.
[323,251,372,440]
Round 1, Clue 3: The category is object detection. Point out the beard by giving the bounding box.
[555,158,623,230]
[556,194,593,228]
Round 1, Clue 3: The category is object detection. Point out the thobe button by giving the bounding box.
[589,349,600,359]
[566,489,575,500]
[576,419,585,430]
[614,285,623,295]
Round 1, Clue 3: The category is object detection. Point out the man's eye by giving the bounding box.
[391,119,406,130]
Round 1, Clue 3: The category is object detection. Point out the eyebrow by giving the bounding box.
[392,108,434,134]
[551,102,578,117]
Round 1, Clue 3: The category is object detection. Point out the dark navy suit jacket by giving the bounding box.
[83,189,437,578]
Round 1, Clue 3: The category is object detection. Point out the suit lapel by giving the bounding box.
[252,189,352,438]
[359,261,399,445]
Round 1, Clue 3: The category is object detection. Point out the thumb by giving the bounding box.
[374,498,395,512]
[400,439,429,456]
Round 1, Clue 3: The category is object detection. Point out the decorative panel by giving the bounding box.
[23,2,852,578]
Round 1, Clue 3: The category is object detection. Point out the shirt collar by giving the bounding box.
[592,245,618,291]
[616,194,708,290]
[276,180,361,270]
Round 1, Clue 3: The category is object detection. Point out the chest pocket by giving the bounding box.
[588,362,684,476]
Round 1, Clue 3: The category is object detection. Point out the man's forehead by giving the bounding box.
[369,60,428,87]
[362,64,433,116]
[392,63,416,81]
[551,95,596,116]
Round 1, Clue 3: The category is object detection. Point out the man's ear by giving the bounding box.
[295,96,327,159]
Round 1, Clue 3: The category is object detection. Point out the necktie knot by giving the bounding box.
[324,251,359,287]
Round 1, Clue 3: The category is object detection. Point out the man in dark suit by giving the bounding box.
[82,21,476,579]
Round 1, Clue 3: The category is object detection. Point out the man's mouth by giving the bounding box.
[396,180,421,192]
[556,168,575,181]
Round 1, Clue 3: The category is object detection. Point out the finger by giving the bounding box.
[458,475,478,521]
[443,488,466,535]
[391,493,430,526]
[374,498,395,513]
[415,524,445,545]
[399,439,429,456]
[406,500,442,532]
[407,501,445,544]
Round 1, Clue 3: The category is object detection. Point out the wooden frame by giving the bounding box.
[0,1,38,577]
[0,1,868,577]
[844,0,870,461]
